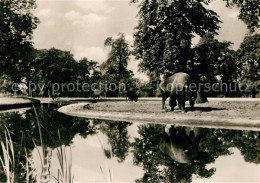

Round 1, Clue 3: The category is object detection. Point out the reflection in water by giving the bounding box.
[159,125,202,163]
[0,104,259,182]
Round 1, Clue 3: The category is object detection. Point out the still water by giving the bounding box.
[0,104,259,182]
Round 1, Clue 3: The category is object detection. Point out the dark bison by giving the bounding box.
[159,72,199,112]
[92,89,102,100]
[126,90,138,102]
[51,92,60,100]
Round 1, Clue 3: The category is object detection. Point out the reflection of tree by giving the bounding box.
[232,131,260,164]
[27,104,96,148]
[132,124,168,182]
[0,104,97,181]
[132,124,235,183]
[1,106,260,182]
[98,120,132,162]
[0,112,36,182]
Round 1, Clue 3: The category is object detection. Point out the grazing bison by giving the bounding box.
[92,89,102,100]
[126,90,138,102]
[51,92,60,100]
[159,72,198,112]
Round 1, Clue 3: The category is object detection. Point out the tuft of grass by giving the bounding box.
[32,104,51,183]
[0,127,15,183]
[55,145,73,183]
[24,147,36,183]
[33,105,74,183]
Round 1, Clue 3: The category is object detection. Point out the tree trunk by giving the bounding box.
[252,86,256,98]
[196,90,208,103]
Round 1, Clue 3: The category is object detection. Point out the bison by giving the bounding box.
[159,72,199,112]
[92,89,102,100]
[126,90,138,102]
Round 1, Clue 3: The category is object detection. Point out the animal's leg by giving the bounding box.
[162,96,166,109]
[178,102,182,110]
[169,92,177,111]
[162,98,164,109]
[181,100,186,112]
[162,93,169,110]
[189,99,195,108]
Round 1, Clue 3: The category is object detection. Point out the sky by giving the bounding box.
[32,0,259,81]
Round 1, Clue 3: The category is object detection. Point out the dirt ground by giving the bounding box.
[0,97,31,105]
[89,100,260,121]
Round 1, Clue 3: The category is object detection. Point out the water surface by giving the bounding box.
[0,104,259,182]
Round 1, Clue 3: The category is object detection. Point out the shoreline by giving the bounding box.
[58,99,260,131]
[0,97,40,111]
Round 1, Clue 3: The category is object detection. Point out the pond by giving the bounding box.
[0,104,259,182]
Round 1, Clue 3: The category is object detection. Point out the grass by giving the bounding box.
[0,104,74,182]
[55,144,73,183]
[32,104,51,183]
[33,105,74,183]
[0,128,15,183]
[97,134,113,183]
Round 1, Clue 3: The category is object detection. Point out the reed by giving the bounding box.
[32,104,51,183]
[54,145,73,183]
[0,128,15,183]
[97,134,113,183]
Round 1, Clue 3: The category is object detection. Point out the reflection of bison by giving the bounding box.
[160,125,201,164]
[92,90,102,100]
[126,90,138,102]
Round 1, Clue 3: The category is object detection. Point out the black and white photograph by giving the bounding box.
[0,0,259,182]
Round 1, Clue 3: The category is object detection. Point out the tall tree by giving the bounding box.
[33,48,78,97]
[102,33,133,96]
[132,0,259,78]
[0,0,39,83]
[236,33,260,98]
[193,33,236,83]
[103,33,131,79]
[76,58,99,97]
[132,0,221,78]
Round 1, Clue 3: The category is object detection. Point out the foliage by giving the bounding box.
[0,104,96,182]
[0,0,39,83]
[236,33,260,97]
[132,0,221,77]
[132,124,236,182]
[1,106,260,181]
[236,34,260,85]
[193,33,237,83]
[101,33,134,96]
[32,48,78,97]
[99,121,132,162]
[224,0,260,33]
[132,0,259,87]
[75,58,100,97]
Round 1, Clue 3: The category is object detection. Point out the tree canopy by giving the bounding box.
[132,0,221,77]
[131,0,259,80]
[101,33,135,96]
[0,0,39,83]
[193,33,236,83]
[236,34,260,84]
